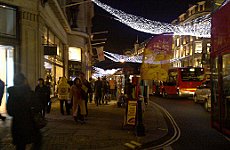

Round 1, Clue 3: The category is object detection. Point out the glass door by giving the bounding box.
[0,45,14,114]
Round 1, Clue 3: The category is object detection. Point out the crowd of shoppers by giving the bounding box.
[1,71,123,149]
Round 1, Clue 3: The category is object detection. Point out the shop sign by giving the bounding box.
[44,45,57,55]
[126,100,137,125]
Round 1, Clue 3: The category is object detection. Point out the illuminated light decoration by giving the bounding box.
[92,0,211,37]
[104,54,120,62]
[104,51,192,65]
[92,66,121,78]
[104,51,142,63]
[222,0,230,6]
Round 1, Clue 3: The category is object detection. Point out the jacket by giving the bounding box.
[57,77,70,100]
[7,85,41,145]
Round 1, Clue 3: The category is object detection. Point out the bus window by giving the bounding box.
[181,68,204,81]
[211,57,219,125]
[222,54,230,129]
[168,71,177,85]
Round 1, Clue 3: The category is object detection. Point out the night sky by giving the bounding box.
[92,0,202,67]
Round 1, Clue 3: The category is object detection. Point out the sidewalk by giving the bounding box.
[0,97,168,150]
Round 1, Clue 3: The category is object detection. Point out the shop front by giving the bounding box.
[43,26,66,96]
[0,46,14,114]
[0,3,18,114]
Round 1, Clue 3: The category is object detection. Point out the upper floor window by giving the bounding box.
[195,42,202,53]
[176,38,180,46]
[0,4,17,38]
[198,4,205,11]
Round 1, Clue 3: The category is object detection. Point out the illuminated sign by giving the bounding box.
[69,47,81,61]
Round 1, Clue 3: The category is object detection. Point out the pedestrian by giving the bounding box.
[102,77,110,104]
[6,73,42,150]
[79,72,91,116]
[109,78,116,99]
[101,77,109,104]
[89,77,94,103]
[125,78,134,100]
[70,77,86,123]
[35,78,50,117]
[44,80,52,113]
[57,77,71,115]
[94,77,103,106]
[0,78,6,121]
[67,79,74,110]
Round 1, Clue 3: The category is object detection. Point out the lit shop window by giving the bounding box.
[69,47,81,62]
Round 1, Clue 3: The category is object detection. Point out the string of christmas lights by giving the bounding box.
[93,66,120,78]
[104,51,192,65]
[92,0,211,37]
[104,51,142,63]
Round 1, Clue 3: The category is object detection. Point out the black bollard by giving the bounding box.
[135,98,145,136]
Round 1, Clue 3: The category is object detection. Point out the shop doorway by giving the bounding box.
[0,45,14,114]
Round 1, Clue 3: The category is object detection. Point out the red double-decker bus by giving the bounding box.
[211,0,230,137]
[152,67,205,97]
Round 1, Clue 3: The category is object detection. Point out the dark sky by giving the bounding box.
[92,0,202,67]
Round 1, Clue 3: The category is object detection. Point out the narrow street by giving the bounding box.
[151,95,230,150]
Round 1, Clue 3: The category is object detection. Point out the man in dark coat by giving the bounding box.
[35,78,51,117]
[0,78,6,121]
[94,77,103,106]
[7,73,42,150]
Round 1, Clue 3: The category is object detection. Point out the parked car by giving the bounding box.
[193,80,211,111]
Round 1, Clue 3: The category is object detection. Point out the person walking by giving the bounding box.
[70,77,86,123]
[0,78,6,121]
[44,80,52,113]
[102,77,110,104]
[109,78,116,99]
[79,72,91,116]
[6,73,42,150]
[89,77,94,103]
[57,77,70,115]
[94,77,103,106]
[35,78,50,117]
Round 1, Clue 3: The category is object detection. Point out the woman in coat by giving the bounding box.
[70,77,86,123]
[7,73,42,150]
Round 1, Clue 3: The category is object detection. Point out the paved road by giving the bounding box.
[151,95,230,150]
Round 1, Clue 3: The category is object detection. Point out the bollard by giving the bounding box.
[135,97,145,136]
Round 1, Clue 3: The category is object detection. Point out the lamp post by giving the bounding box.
[135,95,145,136]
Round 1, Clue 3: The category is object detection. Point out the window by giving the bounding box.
[0,4,17,38]
[181,68,204,81]
[223,54,230,96]
[69,47,82,62]
[211,57,219,123]
[195,42,202,53]
[176,38,180,46]
[222,54,230,128]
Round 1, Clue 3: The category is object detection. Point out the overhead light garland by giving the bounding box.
[92,0,211,37]
[104,51,142,63]
[104,51,192,64]
[92,66,120,78]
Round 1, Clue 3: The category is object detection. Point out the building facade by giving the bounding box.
[171,1,212,73]
[0,0,94,113]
